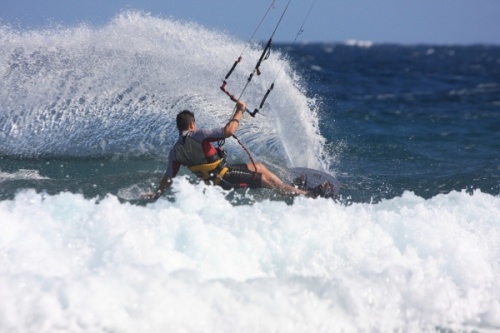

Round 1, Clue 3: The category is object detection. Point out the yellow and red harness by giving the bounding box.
[188,159,229,185]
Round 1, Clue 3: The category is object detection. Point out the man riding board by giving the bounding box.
[142,100,323,200]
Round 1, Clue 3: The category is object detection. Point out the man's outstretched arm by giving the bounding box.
[141,173,173,200]
[153,174,173,199]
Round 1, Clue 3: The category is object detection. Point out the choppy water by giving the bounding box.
[1,11,499,333]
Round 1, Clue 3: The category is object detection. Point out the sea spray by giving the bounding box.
[0,11,325,169]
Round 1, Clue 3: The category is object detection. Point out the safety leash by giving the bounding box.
[232,134,258,180]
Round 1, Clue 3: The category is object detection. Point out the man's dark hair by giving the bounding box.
[176,110,195,132]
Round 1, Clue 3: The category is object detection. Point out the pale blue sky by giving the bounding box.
[2,0,499,45]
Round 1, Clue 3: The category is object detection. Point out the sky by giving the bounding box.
[2,0,500,45]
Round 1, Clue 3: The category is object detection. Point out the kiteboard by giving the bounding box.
[285,167,341,198]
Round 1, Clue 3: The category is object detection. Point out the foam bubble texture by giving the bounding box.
[1,178,499,332]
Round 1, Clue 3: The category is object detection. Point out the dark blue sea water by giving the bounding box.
[0,12,499,333]
[290,43,500,202]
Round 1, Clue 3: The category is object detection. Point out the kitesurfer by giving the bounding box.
[141,100,325,200]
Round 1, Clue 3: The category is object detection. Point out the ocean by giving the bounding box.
[1,11,499,332]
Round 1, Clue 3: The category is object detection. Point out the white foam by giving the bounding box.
[0,177,499,332]
[0,169,49,182]
[344,39,374,48]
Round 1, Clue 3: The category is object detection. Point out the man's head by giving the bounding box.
[176,110,195,133]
